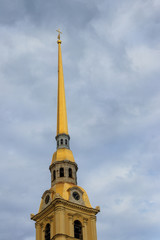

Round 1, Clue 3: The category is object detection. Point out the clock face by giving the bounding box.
[45,195,50,204]
[72,191,80,200]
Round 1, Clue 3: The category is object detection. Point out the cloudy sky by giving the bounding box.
[0,0,160,239]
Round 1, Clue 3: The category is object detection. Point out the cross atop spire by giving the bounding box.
[56,28,62,40]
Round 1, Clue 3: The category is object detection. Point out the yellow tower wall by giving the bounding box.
[32,197,99,240]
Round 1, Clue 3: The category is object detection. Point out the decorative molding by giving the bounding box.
[44,217,49,221]
[69,186,84,194]
[35,222,41,227]
[55,133,70,140]
[49,160,78,171]
[54,205,65,212]
[90,216,97,221]
[95,206,100,211]
[42,190,51,199]
[54,193,62,199]
[68,213,74,217]
[31,197,99,221]
[83,217,88,224]
[48,215,54,220]
[51,233,75,240]
[40,223,44,228]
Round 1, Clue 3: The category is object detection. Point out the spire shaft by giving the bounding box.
[57,40,68,136]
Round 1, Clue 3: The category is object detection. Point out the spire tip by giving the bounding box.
[56,28,62,43]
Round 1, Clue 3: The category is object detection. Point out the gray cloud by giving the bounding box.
[0,0,160,239]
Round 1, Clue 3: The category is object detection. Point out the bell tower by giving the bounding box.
[31,31,100,240]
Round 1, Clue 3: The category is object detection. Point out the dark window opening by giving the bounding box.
[60,167,64,177]
[65,139,68,145]
[69,168,72,178]
[45,223,50,240]
[74,220,83,239]
[45,195,50,204]
[61,139,63,145]
[53,170,56,180]
[57,140,59,147]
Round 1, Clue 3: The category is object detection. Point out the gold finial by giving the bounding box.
[56,28,62,40]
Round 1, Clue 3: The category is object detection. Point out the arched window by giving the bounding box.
[68,168,72,178]
[53,170,56,180]
[65,139,68,145]
[74,220,83,239]
[45,223,50,240]
[61,139,63,145]
[60,167,64,177]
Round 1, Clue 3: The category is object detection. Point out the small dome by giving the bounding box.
[51,148,75,164]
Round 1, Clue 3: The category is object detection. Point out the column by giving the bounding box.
[68,214,74,237]
[35,223,41,240]
[55,206,65,235]
[90,216,97,240]
[41,224,45,240]
[83,218,88,240]
[60,207,65,234]
[50,219,54,239]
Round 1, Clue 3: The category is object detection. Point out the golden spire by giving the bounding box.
[56,29,68,135]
